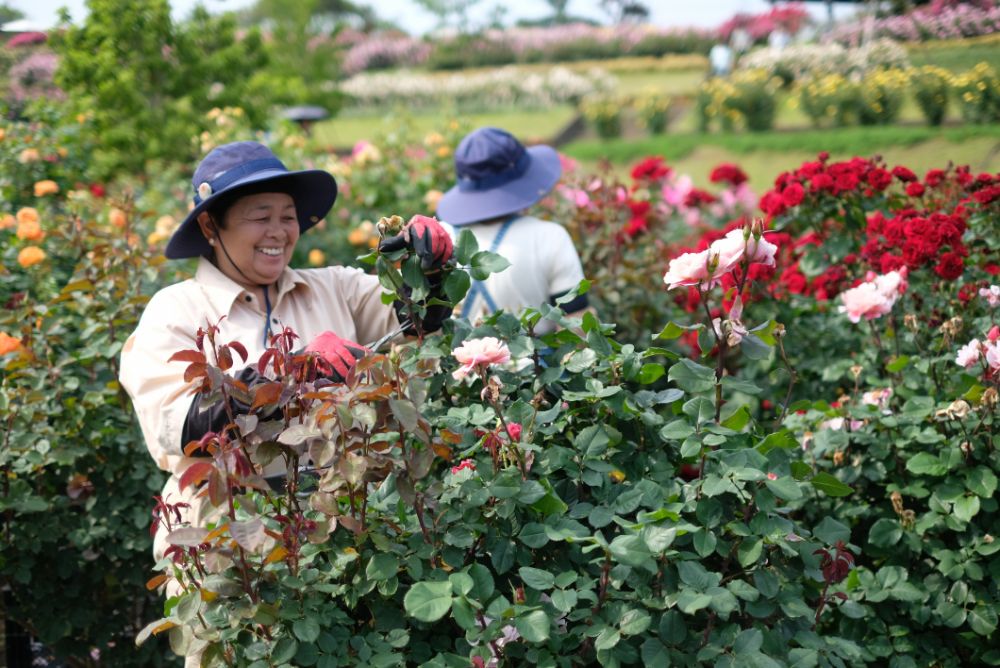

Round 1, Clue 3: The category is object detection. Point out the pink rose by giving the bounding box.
[955,339,982,369]
[861,388,892,410]
[452,337,511,380]
[662,250,713,290]
[873,268,907,300]
[451,459,476,475]
[986,342,1000,372]
[979,285,1000,307]
[838,283,893,323]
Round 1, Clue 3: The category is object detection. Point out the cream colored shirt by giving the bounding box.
[119,257,399,480]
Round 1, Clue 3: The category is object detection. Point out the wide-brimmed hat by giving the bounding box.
[166,141,337,259]
[436,127,562,227]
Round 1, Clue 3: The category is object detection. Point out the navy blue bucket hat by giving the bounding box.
[166,141,338,259]
[436,127,562,227]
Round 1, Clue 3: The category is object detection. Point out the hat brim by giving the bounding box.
[165,169,338,260]
[436,145,562,227]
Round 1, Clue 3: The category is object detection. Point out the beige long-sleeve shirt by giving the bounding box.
[119,257,399,481]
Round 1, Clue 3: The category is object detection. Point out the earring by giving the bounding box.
[208,237,215,246]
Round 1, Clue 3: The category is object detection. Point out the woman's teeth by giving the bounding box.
[258,247,282,256]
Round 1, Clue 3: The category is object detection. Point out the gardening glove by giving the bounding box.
[181,366,259,452]
[304,331,368,382]
[378,215,454,272]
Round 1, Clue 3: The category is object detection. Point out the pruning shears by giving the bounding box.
[365,319,411,351]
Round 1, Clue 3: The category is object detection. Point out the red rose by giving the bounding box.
[630,156,671,181]
[781,182,805,207]
[867,168,892,191]
[892,166,917,182]
[879,253,905,273]
[89,183,106,198]
[934,252,964,280]
[905,182,926,197]
[924,169,946,188]
[759,191,786,216]
[709,163,748,186]
[810,173,834,192]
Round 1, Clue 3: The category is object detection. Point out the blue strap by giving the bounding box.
[262,287,273,348]
[460,216,516,319]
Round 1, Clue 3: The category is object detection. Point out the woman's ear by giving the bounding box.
[196,212,216,246]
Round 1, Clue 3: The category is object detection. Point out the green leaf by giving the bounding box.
[739,334,772,360]
[668,359,717,394]
[721,405,751,431]
[756,430,797,454]
[953,495,980,522]
[765,476,803,501]
[868,518,902,548]
[272,638,298,663]
[403,580,453,622]
[449,572,474,596]
[619,609,652,636]
[655,321,700,340]
[293,617,321,643]
[660,420,694,441]
[519,523,549,549]
[455,229,479,264]
[969,604,999,636]
[810,473,853,497]
[550,588,578,612]
[443,270,471,305]
[468,250,510,281]
[693,530,717,557]
[366,553,400,581]
[966,466,998,498]
[638,363,666,384]
[515,610,550,643]
[595,627,621,651]
[402,255,428,298]
[641,638,671,665]
[738,538,763,567]
[813,517,851,545]
[518,567,555,591]
[906,453,948,476]
[886,355,910,372]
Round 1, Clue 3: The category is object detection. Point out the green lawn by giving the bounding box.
[564,127,1000,190]
[313,106,579,149]
[907,35,1000,73]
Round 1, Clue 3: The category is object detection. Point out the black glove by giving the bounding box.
[181,366,259,451]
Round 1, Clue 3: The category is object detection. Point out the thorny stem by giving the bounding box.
[813,582,831,630]
[774,336,798,430]
[698,286,726,483]
[476,611,505,662]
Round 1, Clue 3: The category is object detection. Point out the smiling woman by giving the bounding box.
[116,139,455,667]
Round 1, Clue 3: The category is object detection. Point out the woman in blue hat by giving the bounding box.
[436,127,589,334]
[118,141,452,609]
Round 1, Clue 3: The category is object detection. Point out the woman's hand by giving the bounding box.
[305,332,368,381]
[378,215,453,271]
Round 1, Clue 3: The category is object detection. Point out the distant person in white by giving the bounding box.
[709,41,734,77]
[435,127,589,335]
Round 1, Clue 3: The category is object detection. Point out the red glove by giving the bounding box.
[379,215,453,271]
[304,332,368,381]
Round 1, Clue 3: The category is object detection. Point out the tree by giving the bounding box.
[0,2,24,25]
[599,0,649,23]
[413,0,483,32]
[53,0,269,178]
[546,0,570,23]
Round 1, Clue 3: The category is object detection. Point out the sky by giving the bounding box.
[7,0,862,33]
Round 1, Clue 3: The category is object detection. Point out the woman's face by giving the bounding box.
[209,192,299,288]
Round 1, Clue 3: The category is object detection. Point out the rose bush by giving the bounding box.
[137,218,863,667]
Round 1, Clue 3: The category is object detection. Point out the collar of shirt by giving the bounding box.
[193,257,311,316]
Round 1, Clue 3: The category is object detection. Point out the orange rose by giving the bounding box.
[0,128,6,141]
[16,207,39,225]
[18,148,40,163]
[308,249,325,266]
[0,214,14,230]
[109,208,127,228]
[0,332,21,356]
[16,219,43,242]
[17,246,46,268]
[33,180,59,197]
